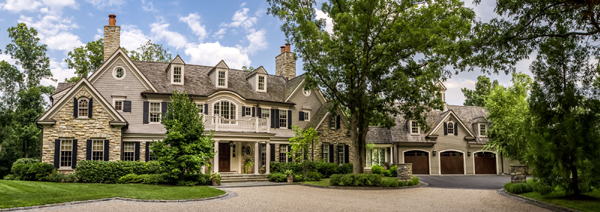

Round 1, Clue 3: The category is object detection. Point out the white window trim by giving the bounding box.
[112,66,126,80]
[322,143,329,162]
[447,121,455,135]
[113,97,125,112]
[216,69,228,88]
[303,87,311,97]
[303,110,310,121]
[92,139,105,161]
[245,106,252,116]
[330,115,336,130]
[410,120,420,135]
[77,97,89,119]
[194,101,205,114]
[212,100,239,125]
[479,123,487,137]
[149,101,162,124]
[59,139,73,169]
[279,109,288,129]
[171,65,184,85]
[123,142,135,161]
[257,74,267,92]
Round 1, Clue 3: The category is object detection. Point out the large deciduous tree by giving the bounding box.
[124,39,173,62]
[267,0,475,173]
[526,38,600,197]
[461,75,498,107]
[64,38,104,82]
[150,91,214,185]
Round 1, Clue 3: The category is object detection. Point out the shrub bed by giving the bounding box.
[76,160,163,184]
[269,161,353,180]
[330,174,419,187]
[504,182,534,194]
[11,162,55,181]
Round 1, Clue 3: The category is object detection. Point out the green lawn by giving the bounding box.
[0,180,226,209]
[300,177,398,187]
[520,190,600,212]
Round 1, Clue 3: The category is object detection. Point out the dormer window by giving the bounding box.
[447,122,454,134]
[218,70,227,87]
[258,75,266,91]
[479,124,487,137]
[78,98,89,117]
[171,65,184,85]
[410,120,419,135]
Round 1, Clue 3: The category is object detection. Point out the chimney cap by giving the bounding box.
[109,14,116,18]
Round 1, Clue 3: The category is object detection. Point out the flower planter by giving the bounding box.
[287,176,293,183]
[212,179,218,186]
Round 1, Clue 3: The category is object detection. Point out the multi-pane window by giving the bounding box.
[173,66,182,83]
[218,71,226,86]
[92,140,104,161]
[78,99,88,117]
[123,142,135,161]
[279,110,287,128]
[338,145,344,165]
[114,67,124,78]
[411,121,419,134]
[447,122,454,134]
[196,103,204,114]
[148,143,157,161]
[258,76,265,90]
[480,124,486,136]
[322,143,329,162]
[304,111,310,121]
[115,101,123,111]
[150,102,161,123]
[279,144,287,163]
[245,107,251,116]
[261,145,266,166]
[60,140,73,167]
[214,101,237,124]
[262,109,270,119]
[330,114,336,129]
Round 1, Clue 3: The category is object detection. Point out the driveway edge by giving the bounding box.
[296,182,427,190]
[496,189,580,212]
[0,189,232,211]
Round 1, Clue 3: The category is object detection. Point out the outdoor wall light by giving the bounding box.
[467,151,471,157]
[432,149,436,156]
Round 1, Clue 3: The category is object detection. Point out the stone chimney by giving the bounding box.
[275,43,296,80]
[104,14,120,62]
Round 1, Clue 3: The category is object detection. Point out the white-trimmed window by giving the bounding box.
[303,111,310,121]
[214,101,237,124]
[78,98,89,117]
[479,124,487,137]
[258,75,266,91]
[303,87,311,96]
[113,67,125,79]
[338,145,345,165]
[262,109,270,119]
[261,145,267,166]
[279,109,287,128]
[447,122,454,134]
[322,143,329,162]
[123,142,135,161]
[245,107,252,116]
[92,140,104,161]
[218,70,227,87]
[150,102,161,123]
[196,103,204,114]
[411,120,419,134]
[279,144,287,163]
[330,114,336,129]
[114,100,123,111]
[60,139,73,167]
[173,66,183,84]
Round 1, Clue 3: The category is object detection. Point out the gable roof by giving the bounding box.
[56,82,74,93]
[427,110,476,137]
[165,55,186,73]
[246,66,267,79]
[207,60,229,75]
[37,77,127,124]
[87,47,158,92]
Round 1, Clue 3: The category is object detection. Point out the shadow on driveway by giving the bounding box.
[416,175,511,190]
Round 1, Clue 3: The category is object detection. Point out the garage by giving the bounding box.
[440,151,464,174]
[404,151,429,174]
[474,152,497,174]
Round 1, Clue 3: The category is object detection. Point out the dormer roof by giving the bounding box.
[207,60,229,76]
[165,55,185,73]
[246,66,268,79]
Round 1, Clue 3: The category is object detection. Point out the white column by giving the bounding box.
[385,147,389,164]
[390,146,394,165]
[214,141,219,173]
[254,142,259,175]
[266,142,271,174]
[201,165,206,174]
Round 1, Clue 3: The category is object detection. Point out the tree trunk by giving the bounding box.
[351,107,363,173]
[570,151,580,196]
[24,140,29,158]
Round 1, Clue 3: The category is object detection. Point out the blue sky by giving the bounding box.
[0,0,532,105]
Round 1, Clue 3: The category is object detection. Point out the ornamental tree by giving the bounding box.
[151,91,215,184]
[288,125,319,176]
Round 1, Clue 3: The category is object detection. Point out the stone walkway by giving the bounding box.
[29,186,548,212]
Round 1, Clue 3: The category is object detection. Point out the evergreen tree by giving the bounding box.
[461,75,498,107]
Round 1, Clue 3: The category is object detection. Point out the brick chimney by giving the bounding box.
[104,14,120,62]
[275,43,296,80]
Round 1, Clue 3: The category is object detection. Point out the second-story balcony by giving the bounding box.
[204,115,270,133]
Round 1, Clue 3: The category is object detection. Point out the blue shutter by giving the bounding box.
[123,101,131,112]
[242,106,246,116]
[104,140,109,161]
[86,140,92,160]
[344,145,349,163]
[444,122,447,135]
[145,142,150,161]
[288,110,292,129]
[72,140,78,169]
[257,107,261,118]
[143,101,149,124]
[54,139,60,168]
[161,102,168,120]
[270,144,275,161]
[252,107,256,117]
[73,98,78,118]
[88,98,93,118]
[336,115,341,129]
[204,104,208,114]
[275,109,280,128]
[134,142,140,161]
[299,111,304,121]
[454,124,458,136]
[329,144,334,162]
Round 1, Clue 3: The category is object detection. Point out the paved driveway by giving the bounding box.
[37,185,546,212]
[417,175,511,190]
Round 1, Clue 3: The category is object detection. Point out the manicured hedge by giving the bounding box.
[10,162,55,181]
[330,174,419,187]
[504,182,534,194]
[269,161,353,178]
[76,160,163,183]
[267,172,287,182]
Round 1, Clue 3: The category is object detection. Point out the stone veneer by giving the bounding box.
[312,116,354,163]
[275,51,296,79]
[42,88,123,170]
[510,165,528,183]
[103,25,120,62]
[397,163,412,181]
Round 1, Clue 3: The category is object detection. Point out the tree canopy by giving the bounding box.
[461,75,498,107]
[123,39,172,63]
[64,38,104,82]
[268,0,475,173]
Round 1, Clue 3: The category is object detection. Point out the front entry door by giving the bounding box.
[219,143,230,172]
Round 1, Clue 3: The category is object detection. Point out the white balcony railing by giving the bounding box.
[204,115,270,133]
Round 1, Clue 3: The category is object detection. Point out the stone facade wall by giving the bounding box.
[275,51,296,79]
[510,165,527,183]
[397,163,412,181]
[314,115,354,164]
[42,88,122,169]
[239,142,255,174]
[103,25,120,62]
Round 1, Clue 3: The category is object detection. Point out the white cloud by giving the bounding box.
[213,28,226,39]
[244,29,267,55]
[41,0,77,10]
[179,13,208,42]
[1,0,42,12]
[120,24,151,51]
[226,7,257,30]
[85,0,126,9]
[150,22,188,49]
[141,0,155,12]
[44,32,84,51]
[443,78,476,105]
[18,14,83,53]
[42,60,75,87]
[185,42,251,69]
[315,9,333,34]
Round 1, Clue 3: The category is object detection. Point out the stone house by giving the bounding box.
[36,15,354,175]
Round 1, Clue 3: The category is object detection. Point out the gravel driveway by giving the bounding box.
[32,185,547,212]
[417,175,511,190]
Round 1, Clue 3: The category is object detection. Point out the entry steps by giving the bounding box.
[220,173,269,183]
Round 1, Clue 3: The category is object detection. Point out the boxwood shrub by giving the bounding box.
[11,162,55,181]
[504,182,534,194]
[270,161,354,178]
[267,172,287,182]
[330,174,382,186]
[76,160,163,183]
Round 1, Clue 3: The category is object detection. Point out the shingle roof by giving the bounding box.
[284,74,305,100]
[56,82,74,93]
[305,101,332,129]
[366,127,392,144]
[133,61,288,103]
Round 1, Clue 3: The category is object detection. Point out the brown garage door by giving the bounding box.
[404,151,429,174]
[440,151,464,174]
[475,152,497,174]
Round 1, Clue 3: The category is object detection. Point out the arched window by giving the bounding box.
[447,122,454,134]
[214,100,237,124]
[78,99,89,117]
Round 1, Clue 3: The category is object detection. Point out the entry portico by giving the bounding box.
[211,132,278,175]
